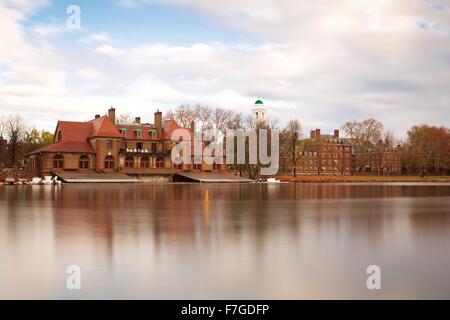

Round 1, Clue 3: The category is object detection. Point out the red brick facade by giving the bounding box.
[26,108,226,177]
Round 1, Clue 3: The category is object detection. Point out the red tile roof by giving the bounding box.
[88,116,122,138]
[163,119,193,140]
[30,141,95,154]
[56,121,92,142]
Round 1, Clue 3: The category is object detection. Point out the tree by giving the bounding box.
[402,125,450,175]
[342,118,384,172]
[280,119,306,176]
[117,113,133,124]
[22,128,54,156]
[4,115,26,166]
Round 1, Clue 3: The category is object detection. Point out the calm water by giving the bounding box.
[1,183,450,299]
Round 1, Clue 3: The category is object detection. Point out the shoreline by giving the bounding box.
[276,175,450,183]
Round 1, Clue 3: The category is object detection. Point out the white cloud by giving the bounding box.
[1,0,450,136]
[89,32,110,42]
[94,45,125,57]
[31,24,65,36]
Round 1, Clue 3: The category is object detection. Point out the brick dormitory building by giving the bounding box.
[26,107,227,178]
[279,128,401,176]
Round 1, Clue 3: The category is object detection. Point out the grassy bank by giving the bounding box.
[277,175,450,183]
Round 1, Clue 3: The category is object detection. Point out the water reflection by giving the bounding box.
[0,183,449,299]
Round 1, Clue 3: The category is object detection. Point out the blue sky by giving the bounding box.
[0,0,449,137]
[25,0,260,46]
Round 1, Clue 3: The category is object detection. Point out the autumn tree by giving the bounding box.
[402,125,450,175]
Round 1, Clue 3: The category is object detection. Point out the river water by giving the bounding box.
[0,183,449,299]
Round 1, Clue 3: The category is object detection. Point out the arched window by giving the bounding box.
[79,155,89,169]
[141,156,150,168]
[173,156,182,169]
[57,130,62,142]
[53,154,64,169]
[125,156,134,168]
[156,157,164,168]
[105,155,114,169]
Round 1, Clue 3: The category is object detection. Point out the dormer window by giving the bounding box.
[134,129,142,137]
[119,128,128,136]
[148,130,157,138]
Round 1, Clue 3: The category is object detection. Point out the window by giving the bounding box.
[53,154,64,169]
[135,129,142,137]
[156,157,164,168]
[105,156,114,169]
[119,128,127,136]
[79,155,89,169]
[106,140,113,150]
[57,130,62,142]
[173,156,182,169]
[149,130,157,138]
[125,156,134,168]
[136,142,143,151]
[141,156,150,168]
[151,143,157,153]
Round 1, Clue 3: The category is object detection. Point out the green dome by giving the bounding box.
[255,99,264,105]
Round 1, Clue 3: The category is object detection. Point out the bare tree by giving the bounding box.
[280,119,305,176]
[342,118,384,172]
[117,113,133,124]
[4,115,26,165]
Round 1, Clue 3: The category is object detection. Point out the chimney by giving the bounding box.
[95,114,100,119]
[108,107,116,124]
[154,110,162,133]
[315,128,321,138]
[310,130,316,139]
[135,117,141,124]
[334,129,339,138]
[191,120,195,132]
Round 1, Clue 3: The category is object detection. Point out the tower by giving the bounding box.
[251,98,267,125]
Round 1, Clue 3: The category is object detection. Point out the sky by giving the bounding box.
[0,0,449,137]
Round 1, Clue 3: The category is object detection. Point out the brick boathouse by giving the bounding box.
[26,107,227,181]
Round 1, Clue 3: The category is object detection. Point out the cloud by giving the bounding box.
[88,32,110,42]
[94,45,125,57]
[31,24,65,36]
[1,0,450,136]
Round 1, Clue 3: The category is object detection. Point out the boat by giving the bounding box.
[29,177,42,185]
[53,176,62,185]
[267,178,281,183]
[5,177,15,185]
[42,176,54,185]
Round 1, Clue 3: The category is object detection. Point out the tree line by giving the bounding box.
[0,115,54,168]
[1,107,448,176]
[163,105,449,176]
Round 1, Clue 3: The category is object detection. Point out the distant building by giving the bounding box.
[356,140,402,175]
[279,128,402,176]
[26,107,227,177]
[301,129,353,175]
[251,99,267,126]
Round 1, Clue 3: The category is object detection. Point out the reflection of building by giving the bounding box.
[26,107,227,177]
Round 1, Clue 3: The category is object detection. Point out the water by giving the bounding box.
[0,183,450,299]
